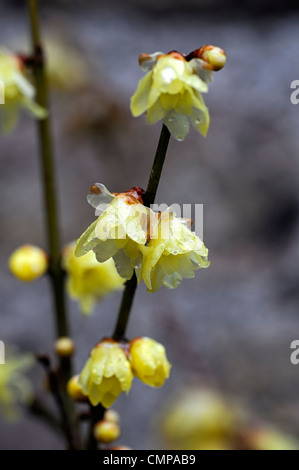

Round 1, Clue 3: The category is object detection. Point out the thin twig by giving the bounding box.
[27,0,80,449]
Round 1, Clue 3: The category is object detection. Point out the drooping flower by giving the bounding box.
[8,245,48,282]
[78,340,133,408]
[63,242,125,315]
[76,184,210,292]
[75,184,149,280]
[129,337,171,387]
[137,209,210,292]
[0,352,34,418]
[130,46,226,141]
[0,48,46,132]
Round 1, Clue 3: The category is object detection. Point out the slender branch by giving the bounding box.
[112,273,138,341]
[86,404,105,450]
[143,124,171,207]
[27,0,80,449]
[28,0,68,339]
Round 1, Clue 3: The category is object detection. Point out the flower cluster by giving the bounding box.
[131,46,226,141]
[76,184,209,293]
[75,337,170,408]
[62,242,125,315]
[0,49,46,132]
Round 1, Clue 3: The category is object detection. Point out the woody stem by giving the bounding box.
[27,0,80,450]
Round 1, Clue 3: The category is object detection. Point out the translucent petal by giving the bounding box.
[93,238,125,262]
[189,58,214,85]
[139,52,164,72]
[75,219,99,257]
[180,72,209,93]
[146,98,166,124]
[87,183,114,212]
[113,245,135,280]
[130,72,153,116]
[191,104,210,137]
[163,111,190,141]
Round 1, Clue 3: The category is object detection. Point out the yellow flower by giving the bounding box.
[0,48,46,132]
[131,47,225,141]
[78,340,133,408]
[9,245,48,282]
[76,184,149,280]
[138,209,210,292]
[129,337,171,387]
[63,242,125,315]
[0,353,34,418]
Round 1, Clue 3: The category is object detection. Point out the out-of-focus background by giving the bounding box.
[1,0,299,449]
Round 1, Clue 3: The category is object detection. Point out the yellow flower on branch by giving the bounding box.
[129,337,171,387]
[0,48,46,132]
[76,184,149,280]
[0,353,34,418]
[76,184,210,292]
[78,340,133,408]
[138,209,210,292]
[63,242,125,315]
[131,46,226,141]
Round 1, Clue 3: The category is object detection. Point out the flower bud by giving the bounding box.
[67,375,88,402]
[129,337,171,387]
[189,45,226,71]
[54,337,75,358]
[94,420,121,443]
[104,409,120,424]
[9,245,48,282]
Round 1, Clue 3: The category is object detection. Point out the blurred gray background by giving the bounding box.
[0,0,299,449]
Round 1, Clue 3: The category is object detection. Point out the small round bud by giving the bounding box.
[67,375,88,402]
[104,409,120,424]
[200,45,226,71]
[94,420,121,443]
[54,337,75,357]
[9,245,48,282]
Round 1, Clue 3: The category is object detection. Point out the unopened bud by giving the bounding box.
[9,245,48,282]
[54,337,75,357]
[193,45,226,71]
[94,420,121,443]
[104,409,120,424]
[67,375,88,402]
